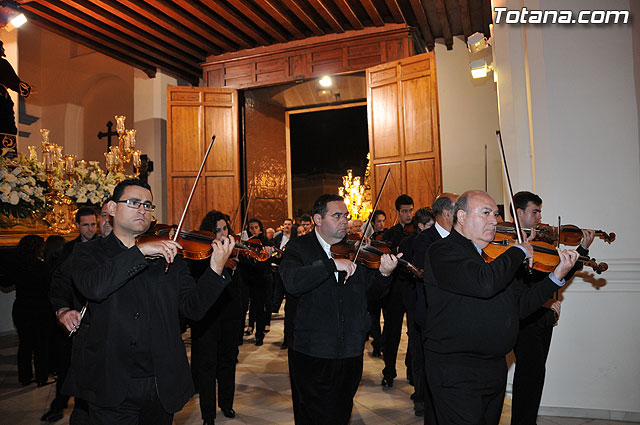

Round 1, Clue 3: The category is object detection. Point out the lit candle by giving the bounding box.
[54,145,64,162]
[132,150,142,168]
[43,151,53,171]
[126,129,136,150]
[115,115,126,136]
[57,160,65,174]
[28,146,37,161]
[104,152,115,171]
[65,155,76,174]
[122,133,131,152]
[77,159,87,169]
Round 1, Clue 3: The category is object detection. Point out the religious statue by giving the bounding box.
[0,39,31,158]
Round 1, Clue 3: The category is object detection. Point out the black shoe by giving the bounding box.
[221,408,236,418]
[255,337,264,346]
[372,348,382,358]
[414,401,425,417]
[265,325,270,333]
[280,340,288,350]
[41,408,63,422]
[203,418,215,425]
[381,376,394,387]
[37,378,56,387]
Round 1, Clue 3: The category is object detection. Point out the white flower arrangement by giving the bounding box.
[0,152,49,218]
[65,161,124,207]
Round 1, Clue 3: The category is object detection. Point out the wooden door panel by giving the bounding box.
[167,87,239,228]
[170,106,201,172]
[205,176,237,217]
[406,158,438,209]
[170,176,205,230]
[370,83,400,159]
[205,105,235,172]
[367,52,441,210]
[374,162,402,219]
[402,76,433,155]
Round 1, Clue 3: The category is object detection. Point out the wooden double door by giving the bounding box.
[166,52,441,230]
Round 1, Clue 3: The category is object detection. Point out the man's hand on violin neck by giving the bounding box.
[553,249,580,281]
[137,240,183,264]
[581,229,595,250]
[334,258,357,281]
[517,228,537,268]
[210,235,235,276]
[379,253,400,276]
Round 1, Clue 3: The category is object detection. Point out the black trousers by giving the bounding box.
[271,271,286,315]
[511,308,554,425]
[87,376,173,425]
[406,309,425,398]
[426,352,507,425]
[289,350,363,425]
[367,297,383,351]
[191,318,239,420]
[381,280,405,379]
[248,275,269,338]
[12,306,52,384]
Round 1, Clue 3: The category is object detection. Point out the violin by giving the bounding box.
[536,223,615,246]
[496,222,615,246]
[137,224,269,262]
[330,235,423,279]
[402,222,416,236]
[482,232,608,274]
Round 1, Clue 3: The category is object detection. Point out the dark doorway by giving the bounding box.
[289,105,369,218]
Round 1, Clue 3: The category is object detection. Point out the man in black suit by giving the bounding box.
[365,209,386,358]
[511,191,594,425]
[271,217,294,349]
[280,194,400,424]
[63,179,235,425]
[423,190,579,425]
[379,194,415,387]
[43,206,99,423]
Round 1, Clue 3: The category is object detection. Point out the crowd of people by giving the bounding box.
[6,177,599,425]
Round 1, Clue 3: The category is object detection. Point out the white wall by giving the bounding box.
[434,38,503,201]
[494,0,640,419]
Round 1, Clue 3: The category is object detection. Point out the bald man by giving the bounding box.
[423,191,579,425]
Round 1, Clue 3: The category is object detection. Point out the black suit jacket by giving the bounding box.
[280,230,391,359]
[64,232,228,412]
[424,228,559,360]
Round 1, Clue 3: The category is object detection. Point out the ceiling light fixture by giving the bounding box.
[318,75,332,87]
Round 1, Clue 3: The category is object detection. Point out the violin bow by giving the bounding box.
[496,131,525,245]
[239,185,255,241]
[354,168,391,263]
[229,190,247,233]
[166,135,216,272]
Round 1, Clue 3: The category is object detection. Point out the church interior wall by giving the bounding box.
[494,0,640,419]
[434,37,503,201]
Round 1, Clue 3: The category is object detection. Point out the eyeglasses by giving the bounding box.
[329,212,351,221]
[116,199,155,212]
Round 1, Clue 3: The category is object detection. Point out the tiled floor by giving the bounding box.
[0,312,637,424]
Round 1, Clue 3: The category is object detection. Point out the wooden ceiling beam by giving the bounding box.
[334,0,364,30]
[170,0,254,49]
[408,0,434,50]
[306,0,344,33]
[433,0,454,49]
[358,0,384,26]
[199,0,270,45]
[36,0,198,76]
[56,0,200,66]
[280,0,324,36]
[115,0,222,53]
[225,0,288,43]
[84,0,209,58]
[142,0,238,51]
[254,0,306,39]
[384,0,406,23]
[21,3,201,80]
[24,11,157,79]
[458,0,473,38]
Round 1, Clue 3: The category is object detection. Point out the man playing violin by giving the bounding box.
[379,194,415,388]
[511,191,595,425]
[63,179,235,425]
[366,209,387,358]
[280,194,400,425]
[423,190,579,425]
